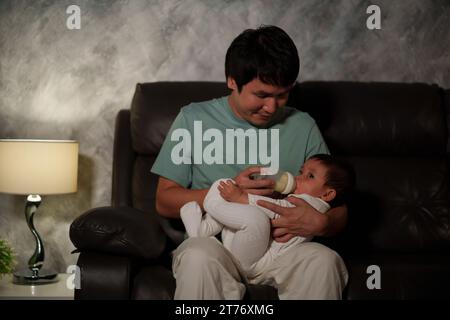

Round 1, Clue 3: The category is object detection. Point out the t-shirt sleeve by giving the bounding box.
[305,123,330,159]
[150,110,192,188]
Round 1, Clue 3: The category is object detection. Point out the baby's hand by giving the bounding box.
[218,180,248,204]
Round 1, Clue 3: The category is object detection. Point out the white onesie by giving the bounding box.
[180,179,330,277]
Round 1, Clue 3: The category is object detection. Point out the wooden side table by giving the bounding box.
[0,273,74,300]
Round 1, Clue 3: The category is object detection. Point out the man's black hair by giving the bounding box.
[225,25,300,92]
[308,154,356,207]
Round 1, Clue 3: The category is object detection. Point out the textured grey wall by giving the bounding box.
[0,0,449,273]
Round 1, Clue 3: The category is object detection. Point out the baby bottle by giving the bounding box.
[252,170,296,195]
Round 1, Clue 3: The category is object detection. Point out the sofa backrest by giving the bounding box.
[125,81,450,254]
[128,82,231,246]
[293,82,450,255]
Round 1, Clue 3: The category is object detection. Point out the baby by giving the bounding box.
[180,154,355,276]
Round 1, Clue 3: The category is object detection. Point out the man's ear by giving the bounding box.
[227,77,237,91]
[321,189,336,202]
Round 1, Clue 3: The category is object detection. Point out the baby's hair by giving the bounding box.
[308,154,356,206]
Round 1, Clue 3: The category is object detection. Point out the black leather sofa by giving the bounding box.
[70,81,450,299]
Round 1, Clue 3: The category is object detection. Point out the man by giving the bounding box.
[151,25,348,299]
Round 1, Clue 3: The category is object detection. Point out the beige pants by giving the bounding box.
[172,237,348,300]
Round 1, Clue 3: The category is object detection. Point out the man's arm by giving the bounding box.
[155,166,275,219]
[155,176,208,218]
[257,197,348,242]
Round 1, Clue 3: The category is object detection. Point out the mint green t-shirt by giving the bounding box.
[151,96,329,189]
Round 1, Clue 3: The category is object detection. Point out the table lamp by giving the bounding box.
[0,139,78,284]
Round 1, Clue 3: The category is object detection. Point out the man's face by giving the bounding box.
[227,77,293,127]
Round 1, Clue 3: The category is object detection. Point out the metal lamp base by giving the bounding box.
[12,195,58,286]
[13,269,58,285]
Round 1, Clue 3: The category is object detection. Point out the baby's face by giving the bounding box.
[294,159,329,198]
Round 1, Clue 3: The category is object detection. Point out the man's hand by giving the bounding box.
[257,196,330,242]
[218,180,248,204]
[234,166,274,196]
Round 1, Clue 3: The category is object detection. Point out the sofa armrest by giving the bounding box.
[70,206,166,260]
[75,251,133,299]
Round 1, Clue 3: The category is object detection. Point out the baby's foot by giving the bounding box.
[180,201,202,237]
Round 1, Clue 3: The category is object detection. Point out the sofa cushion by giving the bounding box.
[131,154,186,247]
[326,156,450,254]
[130,82,230,156]
[130,81,446,158]
[293,82,447,156]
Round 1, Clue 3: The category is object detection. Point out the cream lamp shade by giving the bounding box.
[0,139,78,284]
[0,139,78,195]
